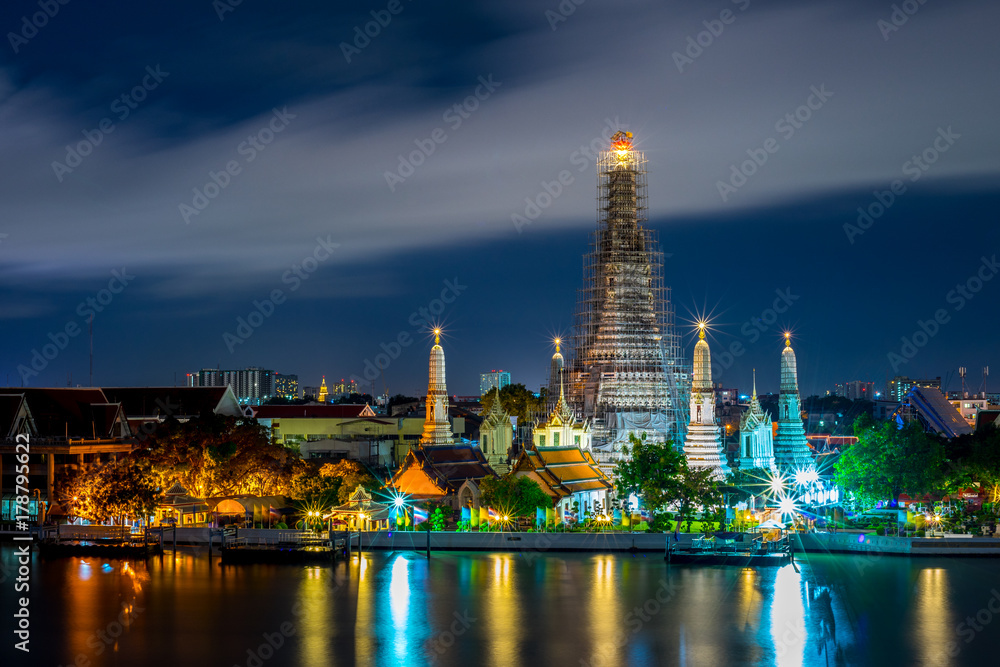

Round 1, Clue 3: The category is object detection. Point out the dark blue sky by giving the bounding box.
[2,1,998,398]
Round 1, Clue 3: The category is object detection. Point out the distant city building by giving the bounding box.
[887,376,941,402]
[948,397,991,427]
[318,377,329,404]
[892,386,972,438]
[274,373,299,400]
[188,366,274,405]
[713,383,739,406]
[480,370,511,395]
[833,383,845,397]
[843,381,876,401]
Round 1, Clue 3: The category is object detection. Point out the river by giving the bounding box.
[2,545,999,666]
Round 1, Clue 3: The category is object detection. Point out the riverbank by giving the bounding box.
[7,528,1000,556]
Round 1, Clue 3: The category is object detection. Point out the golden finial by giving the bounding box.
[554,337,561,354]
[698,322,706,340]
[434,328,441,345]
[784,332,791,347]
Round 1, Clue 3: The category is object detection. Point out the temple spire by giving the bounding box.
[420,329,454,446]
[752,369,757,400]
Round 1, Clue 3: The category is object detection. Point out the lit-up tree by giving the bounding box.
[613,433,685,512]
[65,459,160,525]
[834,415,945,506]
[480,475,551,520]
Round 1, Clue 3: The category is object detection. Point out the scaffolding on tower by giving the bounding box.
[567,131,689,469]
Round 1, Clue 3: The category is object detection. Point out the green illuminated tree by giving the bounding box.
[834,415,945,506]
[480,475,551,518]
[613,433,685,512]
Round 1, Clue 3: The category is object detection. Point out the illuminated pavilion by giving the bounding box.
[739,370,775,471]
[682,324,730,476]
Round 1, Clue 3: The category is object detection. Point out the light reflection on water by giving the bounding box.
[2,546,999,666]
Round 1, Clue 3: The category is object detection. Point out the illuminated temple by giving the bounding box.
[739,370,775,470]
[566,131,687,463]
[682,324,730,476]
[773,334,815,472]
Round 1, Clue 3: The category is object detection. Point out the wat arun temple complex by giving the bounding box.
[561,131,814,477]
[565,131,688,468]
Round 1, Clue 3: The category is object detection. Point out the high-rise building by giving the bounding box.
[274,373,299,400]
[188,366,274,405]
[887,376,941,402]
[567,131,686,460]
[773,335,814,472]
[683,324,730,476]
[479,370,511,395]
[842,380,875,401]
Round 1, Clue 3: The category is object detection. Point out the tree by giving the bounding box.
[613,433,685,512]
[673,464,724,531]
[318,460,379,504]
[289,464,342,505]
[68,459,160,525]
[480,384,546,424]
[834,415,946,506]
[479,475,551,518]
[133,414,301,498]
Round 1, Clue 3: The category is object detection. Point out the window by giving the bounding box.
[574,435,581,446]
[553,433,560,446]
[539,435,545,446]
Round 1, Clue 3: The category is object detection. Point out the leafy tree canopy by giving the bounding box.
[480,475,552,517]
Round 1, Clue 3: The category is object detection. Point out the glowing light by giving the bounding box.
[394,497,405,508]
[777,496,798,517]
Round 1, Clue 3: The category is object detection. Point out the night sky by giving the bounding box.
[2,1,998,398]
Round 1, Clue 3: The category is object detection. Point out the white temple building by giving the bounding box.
[739,370,775,470]
[420,329,455,447]
[682,324,730,476]
[480,387,513,474]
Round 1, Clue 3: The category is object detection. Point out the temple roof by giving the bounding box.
[0,388,130,440]
[391,444,497,496]
[253,404,376,419]
[512,445,612,498]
